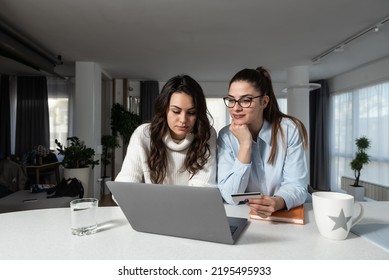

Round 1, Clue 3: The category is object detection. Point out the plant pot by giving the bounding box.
[64,167,90,197]
[347,185,365,202]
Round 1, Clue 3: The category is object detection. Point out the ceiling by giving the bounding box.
[0,0,389,83]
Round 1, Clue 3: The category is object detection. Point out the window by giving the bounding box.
[48,97,68,149]
[47,77,74,150]
[206,98,229,134]
[277,98,287,114]
[8,77,72,154]
[330,81,389,188]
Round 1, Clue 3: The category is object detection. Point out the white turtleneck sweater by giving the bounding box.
[115,123,217,187]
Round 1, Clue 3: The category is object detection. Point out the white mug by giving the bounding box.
[312,192,364,240]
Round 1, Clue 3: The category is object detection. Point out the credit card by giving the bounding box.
[231,192,263,203]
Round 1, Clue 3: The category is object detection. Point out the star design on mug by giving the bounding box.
[328,209,352,231]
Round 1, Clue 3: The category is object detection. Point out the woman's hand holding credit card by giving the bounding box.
[231,192,263,203]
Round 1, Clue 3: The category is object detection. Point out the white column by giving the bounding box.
[285,65,310,130]
[285,65,311,182]
[75,61,102,198]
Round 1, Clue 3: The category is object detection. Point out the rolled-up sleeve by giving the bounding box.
[217,126,251,204]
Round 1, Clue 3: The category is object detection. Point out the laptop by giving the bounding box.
[106,181,248,244]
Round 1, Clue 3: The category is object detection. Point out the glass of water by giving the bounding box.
[70,198,98,236]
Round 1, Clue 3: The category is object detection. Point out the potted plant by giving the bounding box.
[110,103,141,147]
[349,136,371,201]
[55,136,99,197]
[99,134,120,196]
[101,134,120,178]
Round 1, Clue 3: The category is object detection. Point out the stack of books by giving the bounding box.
[249,204,305,225]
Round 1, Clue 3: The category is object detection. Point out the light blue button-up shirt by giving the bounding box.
[217,118,308,209]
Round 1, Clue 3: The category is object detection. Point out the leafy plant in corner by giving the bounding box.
[350,136,371,187]
[101,134,120,178]
[55,137,99,169]
[110,103,141,146]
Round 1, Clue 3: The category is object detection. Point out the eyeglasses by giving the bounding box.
[223,95,263,108]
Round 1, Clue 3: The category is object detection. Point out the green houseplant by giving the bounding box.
[101,134,120,178]
[99,134,120,197]
[350,136,371,187]
[55,137,99,197]
[347,136,371,201]
[55,137,99,169]
[110,103,141,146]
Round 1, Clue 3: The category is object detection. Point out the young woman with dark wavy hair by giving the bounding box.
[217,67,308,217]
[116,74,216,187]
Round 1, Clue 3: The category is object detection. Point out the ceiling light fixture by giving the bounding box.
[333,45,345,52]
[281,65,321,93]
[312,15,389,64]
[374,23,383,32]
[281,83,321,93]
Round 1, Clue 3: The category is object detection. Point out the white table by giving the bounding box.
[1,202,388,260]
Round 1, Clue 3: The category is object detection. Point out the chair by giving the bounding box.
[39,152,60,184]
[0,159,28,196]
[25,152,61,185]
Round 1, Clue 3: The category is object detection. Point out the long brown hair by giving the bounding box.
[148,75,213,183]
[229,67,308,164]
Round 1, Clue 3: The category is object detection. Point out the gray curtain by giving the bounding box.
[309,80,330,191]
[15,76,50,157]
[0,75,11,158]
[140,81,159,123]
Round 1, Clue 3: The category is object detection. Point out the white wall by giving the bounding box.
[199,82,288,98]
[329,56,389,93]
[124,80,286,98]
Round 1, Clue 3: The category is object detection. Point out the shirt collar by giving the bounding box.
[257,120,272,145]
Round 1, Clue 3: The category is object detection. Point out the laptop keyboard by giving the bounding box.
[229,225,238,235]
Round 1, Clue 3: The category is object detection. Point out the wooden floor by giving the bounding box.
[98,194,117,207]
